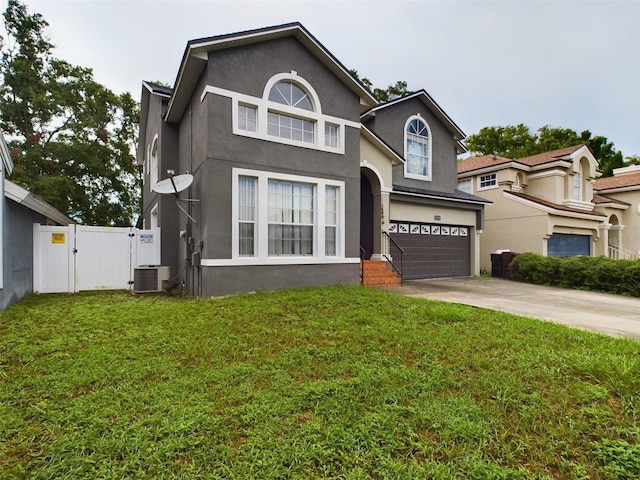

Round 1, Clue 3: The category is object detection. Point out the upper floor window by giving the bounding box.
[457,178,472,194]
[479,173,497,190]
[204,72,351,154]
[572,171,582,201]
[268,81,313,111]
[150,136,159,188]
[404,116,431,180]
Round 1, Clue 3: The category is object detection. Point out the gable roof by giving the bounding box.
[505,190,605,219]
[592,193,630,207]
[593,171,640,191]
[4,179,73,225]
[166,22,378,123]
[458,145,593,174]
[362,90,467,154]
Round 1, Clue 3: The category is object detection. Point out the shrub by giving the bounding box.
[510,253,640,297]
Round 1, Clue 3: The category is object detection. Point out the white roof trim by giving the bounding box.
[0,133,13,175]
[4,179,73,225]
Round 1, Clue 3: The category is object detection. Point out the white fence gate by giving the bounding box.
[33,224,161,293]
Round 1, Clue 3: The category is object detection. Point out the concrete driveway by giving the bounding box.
[380,277,640,340]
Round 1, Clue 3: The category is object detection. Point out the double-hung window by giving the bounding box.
[268,180,314,256]
[572,171,582,201]
[325,186,338,256]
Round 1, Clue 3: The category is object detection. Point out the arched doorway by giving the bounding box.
[360,173,374,260]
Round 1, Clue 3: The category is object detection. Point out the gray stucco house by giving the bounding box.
[1,132,72,310]
[138,23,488,296]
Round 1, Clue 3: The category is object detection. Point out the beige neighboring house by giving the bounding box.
[457,145,607,271]
[593,164,640,260]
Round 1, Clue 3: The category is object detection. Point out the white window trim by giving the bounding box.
[478,173,498,191]
[404,115,432,181]
[201,82,359,155]
[203,168,348,267]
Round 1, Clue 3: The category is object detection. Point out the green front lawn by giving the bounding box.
[1,287,639,479]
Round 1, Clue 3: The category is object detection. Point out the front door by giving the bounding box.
[360,174,374,260]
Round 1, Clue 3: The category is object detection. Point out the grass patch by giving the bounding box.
[1,287,639,479]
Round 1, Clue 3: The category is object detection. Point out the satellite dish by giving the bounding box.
[152,173,193,194]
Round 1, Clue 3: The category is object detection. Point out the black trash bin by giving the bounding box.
[501,251,519,279]
[490,253,503,278]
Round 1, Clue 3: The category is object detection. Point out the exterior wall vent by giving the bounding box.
[133,266,170,293]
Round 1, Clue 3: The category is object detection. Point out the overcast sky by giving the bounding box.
[11,0,640,157]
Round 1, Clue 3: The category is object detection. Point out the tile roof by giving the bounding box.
[506,191,605,217]
[457,154,513,173]
[593,171,640,191]
[592,193,631,206]
[458,145,587,173]
[516,144,586,166]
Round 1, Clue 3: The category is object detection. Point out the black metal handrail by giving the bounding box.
[382,231,404,285]
[359,245,366,284]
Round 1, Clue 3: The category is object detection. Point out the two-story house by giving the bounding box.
[457,145,606,268]
[593,164,640,260]
[138,23,488,296]
[360,92,490,280]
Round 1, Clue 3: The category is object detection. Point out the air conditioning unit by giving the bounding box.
[133,266,170,293]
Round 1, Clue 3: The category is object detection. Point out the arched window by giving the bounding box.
[268,81,313,111]
[404,116,431,180]
[150,135,158,188]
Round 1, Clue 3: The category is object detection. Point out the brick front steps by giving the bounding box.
[361,260,402,286]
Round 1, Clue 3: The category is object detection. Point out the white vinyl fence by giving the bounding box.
[33,224,160,293]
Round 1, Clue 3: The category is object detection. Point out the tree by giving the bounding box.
[0,0,140,226]
[349,70,411,102]
[465,124,625,177]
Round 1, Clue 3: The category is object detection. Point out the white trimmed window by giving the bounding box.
[572,171,581,201]
[325,123,339,148]
[238,105,257,133]
[233,168,344,261]
[479,173,497,190]
[325,185,338,256]
[268,180,314,255]
[457,178,472,194]
[404,116,431,180]
[150,135,159,188]
[238,176,256,256]
[202,72,354,154]
[267,112,315,143]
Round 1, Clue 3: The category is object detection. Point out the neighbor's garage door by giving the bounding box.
[389,222,470,279]
[548,233,591,257]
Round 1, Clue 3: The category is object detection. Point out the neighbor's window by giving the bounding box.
[325,185,338,256]
[573,171,582,201]
[457,178,472,194]
[238,176,256,256]
[479,173,497,189]
[268,180,314,256]
[238,105,257,133]
[405,117,431,179]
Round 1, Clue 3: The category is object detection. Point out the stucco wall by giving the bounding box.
[169,35,363,295]
[1,199,46,310]
[365,97,458,193]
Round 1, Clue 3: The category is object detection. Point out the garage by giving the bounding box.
[548,233,591,257]
[389,221,471,279]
